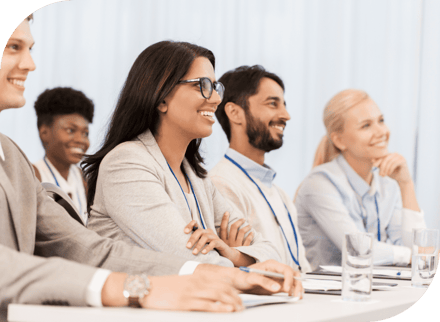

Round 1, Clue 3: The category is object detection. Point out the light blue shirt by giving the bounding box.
[295,154,425,270]
[225,148,276,188]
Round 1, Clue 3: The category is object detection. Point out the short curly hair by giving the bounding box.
[34,87,94,128]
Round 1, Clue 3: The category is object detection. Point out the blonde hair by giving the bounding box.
[313,89,370,167]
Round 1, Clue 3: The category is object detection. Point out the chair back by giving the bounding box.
[42,182,85,226]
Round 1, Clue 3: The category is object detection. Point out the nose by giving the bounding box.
[374,122,389,137]
[18,49,36,72]
[280,105,291,121]
[208,88,222,105]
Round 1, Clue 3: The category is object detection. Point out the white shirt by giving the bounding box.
[34,158,88,224]
[210,148,311,273]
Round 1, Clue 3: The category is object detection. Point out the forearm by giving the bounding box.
[399,181,420,212]
[230,250,256,267]
[101,272,127,307]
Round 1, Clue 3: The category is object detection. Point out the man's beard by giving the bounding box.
[245,110,284,152]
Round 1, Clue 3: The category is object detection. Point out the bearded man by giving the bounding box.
[210,65,311,273]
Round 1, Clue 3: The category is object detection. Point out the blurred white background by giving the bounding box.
[0,0,439,233]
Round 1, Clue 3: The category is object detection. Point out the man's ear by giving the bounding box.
[330,132,346,151]
[224,102,245,125]
[157,100,168,113]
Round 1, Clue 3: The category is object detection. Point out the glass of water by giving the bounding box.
[342,232,374,302]
[411,229,439,288]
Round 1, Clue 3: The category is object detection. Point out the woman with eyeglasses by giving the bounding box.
[82,41,280,267]
[295,89,426,271]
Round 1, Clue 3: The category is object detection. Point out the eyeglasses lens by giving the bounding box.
[200,78,212,99]
[215,83,224,100]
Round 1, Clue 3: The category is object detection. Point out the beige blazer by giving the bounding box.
[88,130,280,265]
[0,133,187,316]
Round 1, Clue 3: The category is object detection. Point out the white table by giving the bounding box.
[7,276,428,322]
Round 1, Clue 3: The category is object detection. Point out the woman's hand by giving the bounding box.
[373,153,420,211]
[184,220,236,257]
[194,260,304,299]
[373,153,412,185]
[183,220,255,266]
[219,212,253,247]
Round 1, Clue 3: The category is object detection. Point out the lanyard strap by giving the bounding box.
[44,157,60,187]
[375,196,381,241]
[44,156,83,219]
[167,162,206,229]
[225,154,301,270]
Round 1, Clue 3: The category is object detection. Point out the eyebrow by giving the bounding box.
[8,38,35,47]
[61,123,89,130]
[357,114,384,124]
[264,96,286,106]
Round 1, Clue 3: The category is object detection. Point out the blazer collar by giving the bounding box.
[137,130,169,171]
[0,135,32,252]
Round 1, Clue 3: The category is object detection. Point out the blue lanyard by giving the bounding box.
[167,162,206,229]
[375,196,381,242]
[225,155,301,271]
[44,157,60,187]
[43,157,83,218]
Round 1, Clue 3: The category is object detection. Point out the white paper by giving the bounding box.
[302,279,342,291]
[319,265,411,278]
[239,293,299,308]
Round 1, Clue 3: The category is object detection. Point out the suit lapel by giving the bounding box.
[0,162,26,251]
[137,130,169,171]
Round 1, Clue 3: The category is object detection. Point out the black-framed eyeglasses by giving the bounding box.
[178,77,225,100]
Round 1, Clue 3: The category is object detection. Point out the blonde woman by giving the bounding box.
[295,89,426,270]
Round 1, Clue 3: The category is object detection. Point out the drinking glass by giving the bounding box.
[411,229,439,288]
[342,232,374,301]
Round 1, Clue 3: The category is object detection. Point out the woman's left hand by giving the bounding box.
[184,220,235,257]
[373,153,413,185]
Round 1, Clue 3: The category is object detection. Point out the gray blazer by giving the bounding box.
[88,130,280,266]
[0,133,188,317]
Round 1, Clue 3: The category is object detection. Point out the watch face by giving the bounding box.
[123,275,149,298]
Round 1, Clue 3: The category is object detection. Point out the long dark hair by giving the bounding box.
[82,41,215,213]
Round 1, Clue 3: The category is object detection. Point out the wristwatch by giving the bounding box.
[123,274,150,308]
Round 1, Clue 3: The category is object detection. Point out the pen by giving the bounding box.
[239,267,304,281]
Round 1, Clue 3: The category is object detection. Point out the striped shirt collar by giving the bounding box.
[225,148,276,188]
[336,154,380,198]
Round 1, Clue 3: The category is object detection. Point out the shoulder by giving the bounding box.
[101,139,155,168]
[209,158,247,193]
[0,133,34,171]
[298,159,349,197]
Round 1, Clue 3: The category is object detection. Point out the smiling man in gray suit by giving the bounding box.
[0,16,303,320]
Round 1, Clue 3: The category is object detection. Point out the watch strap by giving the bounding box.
[128,296,142,308]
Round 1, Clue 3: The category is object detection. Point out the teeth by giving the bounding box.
[271,125,284,132]
[71,147,84,154]
[9,79,25,87]
[373,141,387,147]
[200,111,214,117]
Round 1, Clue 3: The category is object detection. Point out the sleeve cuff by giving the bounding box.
[85,269,112,307]
[178,261,201,275]
[392,245,412,266]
